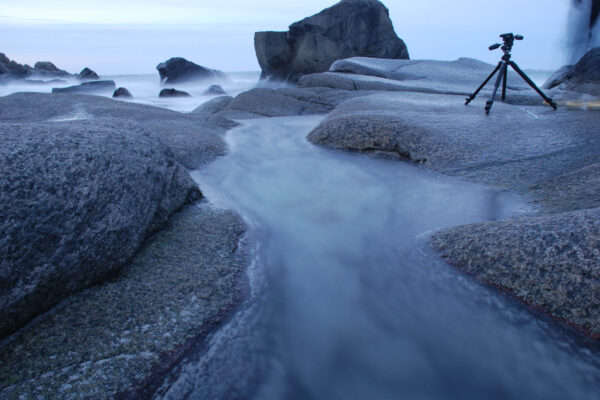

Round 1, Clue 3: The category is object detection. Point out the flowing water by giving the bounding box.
[154,116,600,400]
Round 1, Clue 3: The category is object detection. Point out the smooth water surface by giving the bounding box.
[158,116,600,400]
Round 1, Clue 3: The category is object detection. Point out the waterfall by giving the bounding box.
[568,0,600,63]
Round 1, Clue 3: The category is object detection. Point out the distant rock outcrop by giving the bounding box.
[76,67,100,81]
[0,53,32,79]
[52,80,116,94]
[159,88,191,97]
[254,0,409,83]
[32,61,71,77]
[113,87,133,98]
[156,57,230,85]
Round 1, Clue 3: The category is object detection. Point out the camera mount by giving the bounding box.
[465,33,557,114]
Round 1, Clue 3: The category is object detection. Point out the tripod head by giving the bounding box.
[489,33,523,61]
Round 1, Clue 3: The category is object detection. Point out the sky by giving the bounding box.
[0,0,573,75]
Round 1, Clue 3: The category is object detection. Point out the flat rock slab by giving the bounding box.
[0,203,246,399]
[432,207,600,338]
[213,86,364,119]
[307,91,600,212]
[0,92,231,169]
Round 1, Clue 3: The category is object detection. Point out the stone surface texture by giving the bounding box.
[432,207,600,338]
[254,0,409,83]
[0,203,246,399]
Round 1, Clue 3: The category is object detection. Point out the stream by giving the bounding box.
[154,116,600,400]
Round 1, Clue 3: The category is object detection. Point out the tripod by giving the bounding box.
[465,33,558,114]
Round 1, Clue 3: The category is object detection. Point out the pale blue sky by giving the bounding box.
[0,0,572,74]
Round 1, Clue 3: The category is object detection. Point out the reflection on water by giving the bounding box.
[159,116,600,400]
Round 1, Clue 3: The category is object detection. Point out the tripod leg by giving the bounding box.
[485,62,506,114]
[465,62,503,105]
[501,63,508,101]
[509,61,558,110]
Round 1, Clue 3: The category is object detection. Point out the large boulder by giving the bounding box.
[112,87,133,98]
[159,88,191,97]
[52,80,116,94]
[0,116,201,339]
[156,57,230,85]
[254,0,409,83]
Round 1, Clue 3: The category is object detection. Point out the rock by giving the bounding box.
[204,84,227,95]
[33,61,71,77]
[562,47,600,94]
[159,88,191,98]
[51,80,116,94]
[156,57,229,85]
[23,78,69,85]
[192,95,234,115]
[542,65,574,89]
[0,114,202,338]
[113,87,133,98]
[432,207,600,338]
[76,67,100,81]
[307,91,600,210]
[213,87,359,119]
[0,92,230,169]
[254,0,409,83]
[0,53,33,79]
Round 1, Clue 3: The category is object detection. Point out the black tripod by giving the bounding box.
[465,33,558,114]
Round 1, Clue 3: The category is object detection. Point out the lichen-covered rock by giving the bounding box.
[254,0,409,83]
[0,94,218,339]
[432,207,600,338]
[156,57,229,85]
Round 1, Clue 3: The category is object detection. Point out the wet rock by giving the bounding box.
[563,47,600,95]
[159,88,191,98]
[254,0,409,83]
[0,111,202,338]
[432,206,600,338]
[204,84,227,95]
[113,87,133,98]
[76,67,100,81]
[156,57,229,85]
[51,80,116,94]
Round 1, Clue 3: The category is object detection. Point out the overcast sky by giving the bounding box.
[0,0,572,75]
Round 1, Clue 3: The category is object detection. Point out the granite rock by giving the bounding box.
[76,67,100,81]
[432,207,600,338]
[156,57,229,85]
[254,0,409,83]
[0,116,201,338]
[159,88,191,98]
[113,87,133,98]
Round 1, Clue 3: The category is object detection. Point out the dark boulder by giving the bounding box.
[542,65,574,89]
[113,87,133,98]
[33,61,71,77]
[52,80,116,94]
[156,57,230,85]
[254,0,409,83]
[204,84,227,95]
[76,67,100,81]
[159,88,191,97]
[0,112,202,339]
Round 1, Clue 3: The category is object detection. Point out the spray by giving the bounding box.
[568,0,600,63]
